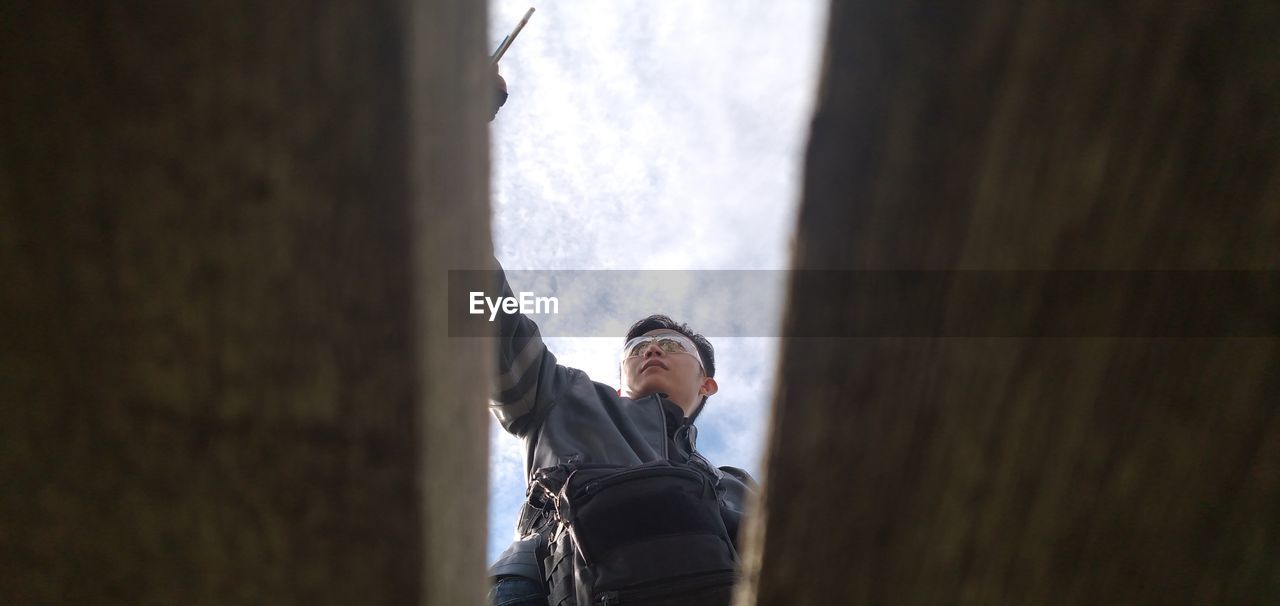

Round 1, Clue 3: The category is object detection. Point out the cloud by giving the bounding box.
[486,0,825,564]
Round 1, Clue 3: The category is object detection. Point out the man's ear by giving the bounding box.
[699,376,718,397]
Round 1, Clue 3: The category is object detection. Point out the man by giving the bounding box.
[485,263,756,605]
[486,71,754,606]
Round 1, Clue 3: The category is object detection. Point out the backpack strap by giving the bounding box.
[688,451,725,482]
[518,463,575,536]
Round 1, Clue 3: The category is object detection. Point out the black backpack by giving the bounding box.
[527,461,740,605]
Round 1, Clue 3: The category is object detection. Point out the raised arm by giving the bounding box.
[489,261,575,436]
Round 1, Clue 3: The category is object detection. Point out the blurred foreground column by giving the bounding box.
[1,1,491,604]
[741,2,1279,604]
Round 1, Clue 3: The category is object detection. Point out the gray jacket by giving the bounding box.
[487,265,756,582]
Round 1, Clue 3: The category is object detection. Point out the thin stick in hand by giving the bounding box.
[491,7,536,65]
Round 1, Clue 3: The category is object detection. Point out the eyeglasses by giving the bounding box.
[620,334,704,370]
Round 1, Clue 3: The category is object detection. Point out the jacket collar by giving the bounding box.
[657,394,698,448]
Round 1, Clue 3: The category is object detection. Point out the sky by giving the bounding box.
[486,0,826,563]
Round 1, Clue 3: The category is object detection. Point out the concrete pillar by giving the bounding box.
[741,2,1279,604]
[1,1,491,604]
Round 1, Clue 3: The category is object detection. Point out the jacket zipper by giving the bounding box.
[655,393,669,459]
[595,571,738,604]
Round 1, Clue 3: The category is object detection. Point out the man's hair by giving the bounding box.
[624,315,715,378]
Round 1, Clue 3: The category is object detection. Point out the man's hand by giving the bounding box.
[491,66,508,122]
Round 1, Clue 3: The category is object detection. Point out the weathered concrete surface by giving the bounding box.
[1,2,490,604]
[740,2,1280,604]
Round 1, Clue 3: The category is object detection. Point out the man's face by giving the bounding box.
[620,329,708,406]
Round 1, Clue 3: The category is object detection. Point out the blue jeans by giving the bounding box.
[488,575,547,606]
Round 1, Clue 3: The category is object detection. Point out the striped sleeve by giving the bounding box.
[489,262,568,436]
